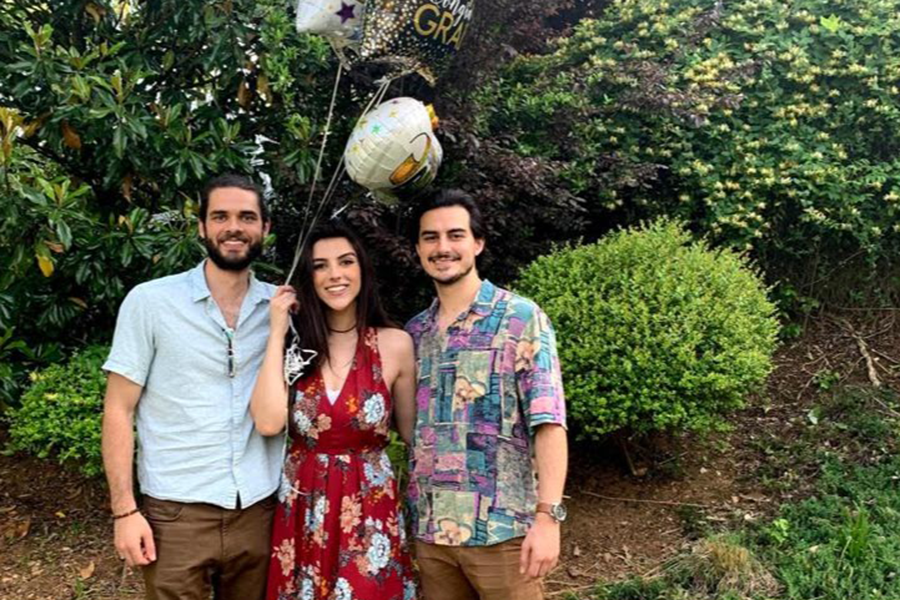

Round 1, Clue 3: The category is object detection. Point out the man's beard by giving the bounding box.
[204,235,263,271]
[429,256,474,287]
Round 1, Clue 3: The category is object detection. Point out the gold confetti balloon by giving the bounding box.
[344,97,443,202]
[359,0,476,84]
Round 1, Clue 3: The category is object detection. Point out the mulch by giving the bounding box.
[1,310,897,599]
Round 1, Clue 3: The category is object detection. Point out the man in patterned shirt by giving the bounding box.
[405,189,568,600]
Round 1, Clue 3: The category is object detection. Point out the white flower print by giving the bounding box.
[366,532,391,573]
[301,577,314,600]
[334,577,353,600]
[364,461,388,487]
[404,579,417,600]
[293,409,312,432]
[305,495,327,532]
[363,393,385,424]
[313,496,326,528]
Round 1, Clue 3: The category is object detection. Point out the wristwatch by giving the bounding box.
[536,501,567,523]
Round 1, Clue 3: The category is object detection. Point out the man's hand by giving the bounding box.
[114,512,157,566]
[519,513,560,579]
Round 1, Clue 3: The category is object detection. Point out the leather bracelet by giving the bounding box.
[112,508,141,520]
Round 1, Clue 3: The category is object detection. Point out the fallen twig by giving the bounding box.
[119,562,129,590]
[796,371,818,401]
[579,490,718,509]
[856,336,882,388]
[862,316,896,341]
[840,319,882,388]
[874,397,900,420]
[830,306,900,311]
[871,347,900,365]
[546,583,596,597]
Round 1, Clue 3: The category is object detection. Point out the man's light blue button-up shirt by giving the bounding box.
[103,260,281,509]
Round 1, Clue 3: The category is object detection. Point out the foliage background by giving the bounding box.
[472,0,900,308]
[0,0,585,409]
[3,0,898,416]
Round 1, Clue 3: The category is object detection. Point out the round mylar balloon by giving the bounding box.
[344,97,443,201]
[295,0,366,58]
[359,0,475,84]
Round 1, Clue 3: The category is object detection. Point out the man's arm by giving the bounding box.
[520,423,568,578]
[515,305,569,579]
[102,372,156,566]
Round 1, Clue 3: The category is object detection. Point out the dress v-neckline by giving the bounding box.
[320,361,352,410]
[318,333,362,410]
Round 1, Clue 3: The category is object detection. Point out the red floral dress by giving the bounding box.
[267,328,414,600]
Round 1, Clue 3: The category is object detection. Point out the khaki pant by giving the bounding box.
[415,539,544,600]
[141,495,276,600]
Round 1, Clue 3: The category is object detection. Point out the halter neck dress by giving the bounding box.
[266,328,414,600]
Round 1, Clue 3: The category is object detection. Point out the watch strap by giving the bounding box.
[535,502,555,515]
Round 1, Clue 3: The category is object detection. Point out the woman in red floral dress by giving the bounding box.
[250,222,416,600]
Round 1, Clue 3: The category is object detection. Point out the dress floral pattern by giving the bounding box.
[267,328,414,600]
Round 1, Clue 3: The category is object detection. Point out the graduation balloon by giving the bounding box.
[359,0,475,84]
[344,97,443,201]
[295,0,366,58]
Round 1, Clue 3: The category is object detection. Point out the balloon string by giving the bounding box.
[295,78,391,252]
[285,75,393,284]
[286,62,344,285]
[279,75,393,454]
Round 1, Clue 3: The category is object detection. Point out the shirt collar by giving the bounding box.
[189,259,269,305]
[425,279,497,329]
[471,279,496,317]
[189,261,212,302]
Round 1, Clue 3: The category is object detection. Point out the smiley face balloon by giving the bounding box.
[344,97,443,202]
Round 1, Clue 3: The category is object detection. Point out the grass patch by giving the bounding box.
[590,387,900,600]
[749,386,899,496]
[750,457,900,599]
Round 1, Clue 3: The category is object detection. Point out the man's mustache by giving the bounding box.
[217,233,251,243]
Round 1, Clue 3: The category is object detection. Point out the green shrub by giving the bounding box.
[475,0,900,300]
[6,345,109,476]
[516,220,778,439]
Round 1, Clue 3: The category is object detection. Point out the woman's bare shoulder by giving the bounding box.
[377,327,414,354]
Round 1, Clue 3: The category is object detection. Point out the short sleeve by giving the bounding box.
[515,306,566,431]
[102,286,155,386]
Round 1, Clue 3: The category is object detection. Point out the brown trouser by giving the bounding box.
[141,495,276,600]
[416,539,544,600]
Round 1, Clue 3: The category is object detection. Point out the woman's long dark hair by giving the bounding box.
[289,220,397,370]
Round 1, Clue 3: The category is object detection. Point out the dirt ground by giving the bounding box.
[1,311,897,600]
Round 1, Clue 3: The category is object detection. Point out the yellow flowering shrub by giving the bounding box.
[474,0,900,299]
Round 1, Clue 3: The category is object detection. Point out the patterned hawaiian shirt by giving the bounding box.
[405,279,566,546]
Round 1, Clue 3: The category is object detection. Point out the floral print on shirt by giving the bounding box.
[405,280,566,546]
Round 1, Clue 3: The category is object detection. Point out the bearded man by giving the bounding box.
[101,174,280,600]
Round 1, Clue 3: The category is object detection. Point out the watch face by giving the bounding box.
[552,503,567,521]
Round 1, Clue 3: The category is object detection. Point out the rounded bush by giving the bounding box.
[6,345,109,476]
[516,220,779,439]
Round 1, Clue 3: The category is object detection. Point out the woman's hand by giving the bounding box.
[270,285,298,337]
[252,285,296,435]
